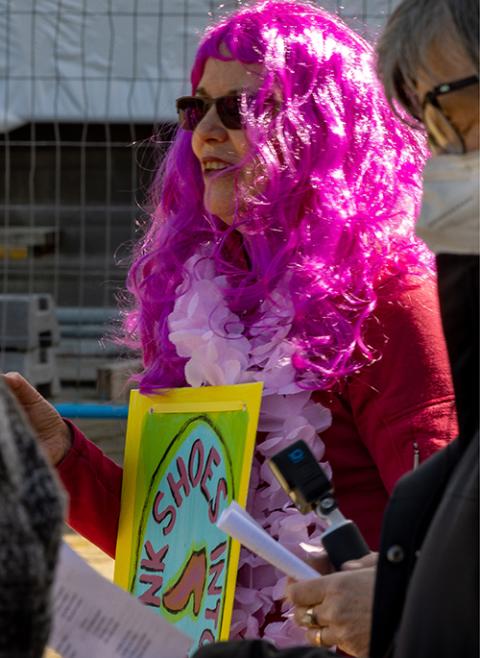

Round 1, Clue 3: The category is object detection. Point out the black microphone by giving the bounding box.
[268,439,370,571]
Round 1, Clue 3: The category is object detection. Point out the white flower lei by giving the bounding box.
[167,248,332,645]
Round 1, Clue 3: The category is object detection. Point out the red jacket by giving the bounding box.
[58,278,457,556]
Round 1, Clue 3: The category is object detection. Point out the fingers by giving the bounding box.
[4,371,46,406]
[306,626,335,649]
[342,552,378,571]
[286,576,327,607]
[306,549,334,575]
[291,569,374,658]
[294,604,328,629]
[3,372,71,466]
[295,605,315,627]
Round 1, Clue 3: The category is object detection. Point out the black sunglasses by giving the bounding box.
[176,94,247,131]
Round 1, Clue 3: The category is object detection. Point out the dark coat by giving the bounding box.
[370,253,479,658]
[371,433,479,658]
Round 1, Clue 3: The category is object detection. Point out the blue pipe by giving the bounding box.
[54,403,129,419]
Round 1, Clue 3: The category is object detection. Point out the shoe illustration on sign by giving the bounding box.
[114,384,262,652]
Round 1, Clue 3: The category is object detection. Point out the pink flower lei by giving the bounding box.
[168,248,332,646]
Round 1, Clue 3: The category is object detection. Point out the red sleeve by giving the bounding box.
[348,277,458,493]
[57,421,123,558]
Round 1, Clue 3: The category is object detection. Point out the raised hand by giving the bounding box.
[4,371,72,466]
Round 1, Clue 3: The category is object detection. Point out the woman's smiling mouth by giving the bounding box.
[202,157,233,174]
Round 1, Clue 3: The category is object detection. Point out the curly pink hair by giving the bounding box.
[124,0,431,392]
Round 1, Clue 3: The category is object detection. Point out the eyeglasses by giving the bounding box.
[421,75,479,154]
[176,94,246,131]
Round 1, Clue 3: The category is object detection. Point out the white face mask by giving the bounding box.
[416,151,479,255]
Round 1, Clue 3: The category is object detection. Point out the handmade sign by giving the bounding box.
[114,383,262,651]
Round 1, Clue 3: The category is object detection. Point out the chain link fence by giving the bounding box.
[0,0,401,399]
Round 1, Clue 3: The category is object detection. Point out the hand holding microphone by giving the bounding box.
[268,439,370,570]
[217,439,374,655]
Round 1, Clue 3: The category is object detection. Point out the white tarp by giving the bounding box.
[0,0,396,131]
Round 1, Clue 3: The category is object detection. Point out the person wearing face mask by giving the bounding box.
[4,0,459,652]
[379,0,479,446]
[190,0,479,657]
[370,2,479,655]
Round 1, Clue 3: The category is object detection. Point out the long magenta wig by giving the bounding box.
[124,0,431,392]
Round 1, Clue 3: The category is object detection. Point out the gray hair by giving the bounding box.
[377,0,479,117]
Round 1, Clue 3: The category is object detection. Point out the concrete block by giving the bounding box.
[97,358,142,402]
[1,347,60,396]
[56,355,113,383]
[0,294,60,350]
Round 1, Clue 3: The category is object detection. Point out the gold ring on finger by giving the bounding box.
[300,606,318,628]
[314,627,324,646]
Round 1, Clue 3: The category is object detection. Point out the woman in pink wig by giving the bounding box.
[6,0,457,647]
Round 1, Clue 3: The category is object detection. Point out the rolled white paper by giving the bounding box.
[217,501,318,581]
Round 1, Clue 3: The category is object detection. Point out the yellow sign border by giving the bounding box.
[114,382,263,640]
